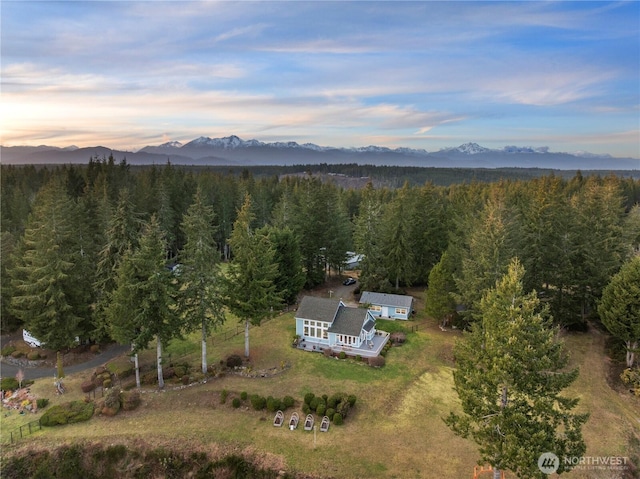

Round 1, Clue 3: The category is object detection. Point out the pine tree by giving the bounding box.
[598,256,640,367]
[94,188,141,340]
[262,226,305,305]
[424,250,456,326]
[107,215,179,388]
[224,195,281,358]
[454,192,517,323]
[177,187,226,374]
[445,259,588,478]
[381,183,414,290]
[9,180,88,351]
[353,183,388,292]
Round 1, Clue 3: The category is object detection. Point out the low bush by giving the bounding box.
[90,344,100,353]
[232,397,241,408]
[182,375,190,385]
[347,394,357,407]
[302,403,310,415]
[316,403,326,416]
[220,389,229,404]
[266,396,281,412]
[250,394,266,410]
[1,377,19,391]
[81,380,96,393]
[106,358,134,379]
[332,412,343,425]
[11,350,23,358]
[36,398,50,409]
[41,400,94,426]
[1,345,16,356]
[27,351,40,360]
[303,392,315,405]
[282,395,295,408]
[121,390,141,411]
[240,391,248,401]
[621,368,640,396]
[325,408,335,419]
[338,351,346,360]
[102,378,112,389]
[368,355,386,368]
[226,354,243,368]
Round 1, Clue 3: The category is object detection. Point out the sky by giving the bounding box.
[1,1,639,158]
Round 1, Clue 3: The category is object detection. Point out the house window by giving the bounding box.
[396,308,407,315]
[370,305,382,312]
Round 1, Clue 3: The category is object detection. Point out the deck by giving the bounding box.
[296,330,390,359]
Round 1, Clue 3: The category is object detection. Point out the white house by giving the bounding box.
[294,296,389,358]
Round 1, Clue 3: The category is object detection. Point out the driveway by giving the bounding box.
[0,340,130,381]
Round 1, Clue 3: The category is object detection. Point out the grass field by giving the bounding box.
[1,289,639,478]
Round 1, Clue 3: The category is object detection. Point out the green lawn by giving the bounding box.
[1,296,638,479]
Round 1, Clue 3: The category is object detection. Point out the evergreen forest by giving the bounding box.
[2,158,639,353]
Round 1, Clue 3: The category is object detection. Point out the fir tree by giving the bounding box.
[445,259,587,478]
[177,187,226,374]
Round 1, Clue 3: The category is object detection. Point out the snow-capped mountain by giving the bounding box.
[2,136,638,170]
[440,142,491,155]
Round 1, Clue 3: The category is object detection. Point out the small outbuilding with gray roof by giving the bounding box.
[359,291,414,320]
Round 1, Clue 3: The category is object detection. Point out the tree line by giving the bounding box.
[1,160,639,367]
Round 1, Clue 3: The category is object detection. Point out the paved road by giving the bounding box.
[0,343,130,381]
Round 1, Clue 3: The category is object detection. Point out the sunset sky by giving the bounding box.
[2,1,639,158]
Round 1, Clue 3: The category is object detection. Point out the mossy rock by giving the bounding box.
[11,350,23,358]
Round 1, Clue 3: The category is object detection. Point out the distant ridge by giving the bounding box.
[2,135,638,170]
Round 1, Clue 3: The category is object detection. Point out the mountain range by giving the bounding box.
[1,136,638,170]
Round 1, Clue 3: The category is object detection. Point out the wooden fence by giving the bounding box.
[5,418,42,444]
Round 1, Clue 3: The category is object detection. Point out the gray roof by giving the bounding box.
[296,296,340,323]
[359,291,414,309]
[328,305,370,336]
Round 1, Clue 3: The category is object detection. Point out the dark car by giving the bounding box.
[343,277,356,286]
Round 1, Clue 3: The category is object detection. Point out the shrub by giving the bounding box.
[332,413,343,425]
[621,368,640,396]
[325,408,335,420]
[303,392,315,405]
[81,380,96,393]
[27,351,40,360]
[282,395,295,409]
[302,403,310,415]
[121,390,141,411]
[309,396,321,411]
[240,391,248,401]
[1,377,19,391]
[338,351,346,360]
[174,366,186,378]
[368,355,386,368]
[103,388,121,410]
[90,344,100,353]
[36,398,49,409]
[1,345,16,356]
[232,398,241,408]
[182,375,190,385]
[266,396,281,412]
[11,350,23,358]
[355,355,362,362]
[102,379,112,389]
[316,403,326,416]
[250,394,266,410]
[226,354,243,368]
[348,394,357,407]
[220,389,229,404]
[41,401,94,426]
